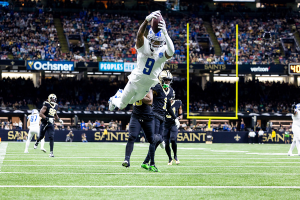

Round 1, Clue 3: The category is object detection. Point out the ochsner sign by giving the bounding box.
[27,61,74,71]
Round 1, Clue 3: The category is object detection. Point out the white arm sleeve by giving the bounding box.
[164,33,174,57]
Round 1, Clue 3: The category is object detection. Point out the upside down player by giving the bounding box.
[109,10,175,111]
[34,94,63,157]
[141,70,180,172]
[122,90,156,169]
[164,92,182,165]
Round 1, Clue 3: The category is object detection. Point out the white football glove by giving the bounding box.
[175,118,180,129]
[158,19,167,35]
[59,119,64,124]
[145,10,161,22]
[48,118,54,124]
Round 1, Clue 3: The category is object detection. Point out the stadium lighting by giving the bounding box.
[87,72,94,74]
[95,72,103,75]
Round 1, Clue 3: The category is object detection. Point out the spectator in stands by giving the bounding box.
[284,128,290,144]
[240,118,245,131]
[272,128,276,143]
[19,120,22,130]
[81,120,87,130]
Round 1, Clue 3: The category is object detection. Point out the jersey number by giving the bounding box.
[133,100,143,106]
[143,58,155,75]
[49,108,56,117]
[30,115,38,122]
[163,97,167,110]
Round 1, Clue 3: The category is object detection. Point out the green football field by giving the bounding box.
[0,142,300,200]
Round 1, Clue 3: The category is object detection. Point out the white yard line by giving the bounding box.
[1,172,300,175]
[0,185,299,189]
[1,165,300,168]
[0,143,8,171]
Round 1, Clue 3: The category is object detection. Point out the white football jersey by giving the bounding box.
[130,37,168,87]
[28,114,40,129]
[292,113,300,127]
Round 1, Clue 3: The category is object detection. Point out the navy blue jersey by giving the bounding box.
[41,101,58,124]
[132,100,154,120]
[165,100,182,127]
[152,84,174,117]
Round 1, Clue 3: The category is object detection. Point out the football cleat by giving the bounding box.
[41,148,47,153]
[34,143,38,149]
[24,150,29,153]
[168,159,173,165]
[174,156,180,165]
[122,160,130,168]
[49,152,54,157]
[148,165,161,172]
[288,151,292,156]
[141,163,150,170]
[108,97,116,111]
[160,141,165,149]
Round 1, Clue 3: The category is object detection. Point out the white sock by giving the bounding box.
[41,138,45,149]
[289,141,296,153]
[25,132,32,151]
[296,140,300,154]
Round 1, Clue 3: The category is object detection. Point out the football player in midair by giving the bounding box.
[34,94,63,157]
[109,10,175,111]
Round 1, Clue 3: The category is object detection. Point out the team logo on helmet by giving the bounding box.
[159,70,173,88]
[147,28,166,51]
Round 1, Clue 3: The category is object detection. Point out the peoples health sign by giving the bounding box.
[27,61,74,71]
[99,62,137,72]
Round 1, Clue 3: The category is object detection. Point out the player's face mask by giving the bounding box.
[162,79,172,88]
[147,28,165,51]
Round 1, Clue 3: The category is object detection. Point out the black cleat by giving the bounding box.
[122,160,130,168]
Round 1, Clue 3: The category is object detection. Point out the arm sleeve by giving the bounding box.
[167,100,177,120]
[164,33,174,58]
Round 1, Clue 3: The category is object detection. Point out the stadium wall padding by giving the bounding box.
[0,130,292,143]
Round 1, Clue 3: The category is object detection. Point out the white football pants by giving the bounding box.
[113,80,151,110]
[25,129,44,152]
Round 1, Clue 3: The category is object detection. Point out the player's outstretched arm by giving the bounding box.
[142,89,153,105]
[136,11,161,49]
[27,119,30,129]
[158,19,174,59]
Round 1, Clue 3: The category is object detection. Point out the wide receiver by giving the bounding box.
[109,10,175,111]
[288,103,300,156]
[24,109,46,153]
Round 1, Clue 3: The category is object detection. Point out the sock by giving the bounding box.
[125,140,134,161]
[144,142,160,165]
[165,142,172,161]
[289,141,296,153]
[41,138,45,149]
[50,138,54,152]
[171,140,177,158]
[149,143,156,166]
[25,138,30,151]
[296,140,300,154]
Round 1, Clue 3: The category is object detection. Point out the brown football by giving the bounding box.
[151,14,163,34]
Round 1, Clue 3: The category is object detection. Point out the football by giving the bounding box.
[151,14,163,33]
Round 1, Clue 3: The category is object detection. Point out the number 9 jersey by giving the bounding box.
[41,101,58,124]
[129,36,169,88]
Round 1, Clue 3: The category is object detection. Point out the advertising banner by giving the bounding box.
[0,130,291,143]
[26,61,74,71]
[124,62,137,72]
[237,65,286,74]
[99,62,124,72]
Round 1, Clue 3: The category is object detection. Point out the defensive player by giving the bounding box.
[122,90,156,170]
[141,71,180,171]
[164,92,182,165]
[24,109,46,153]
[288,103,300,156]
[34,94,63,157]
[109,10,175,111]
